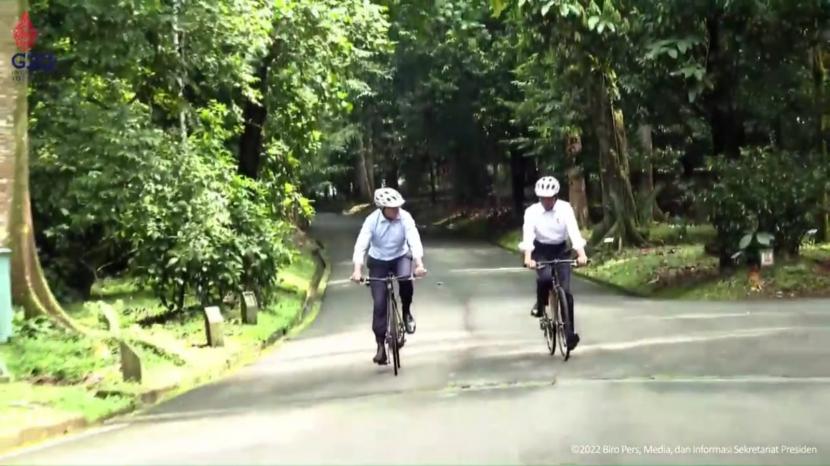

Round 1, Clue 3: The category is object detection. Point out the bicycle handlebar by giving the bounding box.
[530,259,590,270]
[358,275,423,286]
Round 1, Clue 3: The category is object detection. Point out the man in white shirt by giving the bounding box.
[351,187,428,365]
[519,176,589,351]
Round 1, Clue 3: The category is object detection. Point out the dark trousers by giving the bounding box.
[367,255,413,344]
[533,241,575,333]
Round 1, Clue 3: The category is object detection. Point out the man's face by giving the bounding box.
[540,197,555,211]
[382,207,400,219]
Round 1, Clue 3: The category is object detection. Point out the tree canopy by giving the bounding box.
[7,0,830,320]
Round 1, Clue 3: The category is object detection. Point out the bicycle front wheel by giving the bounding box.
[555,287,571,361]
[389,302,401,375]
[544,291,557,355]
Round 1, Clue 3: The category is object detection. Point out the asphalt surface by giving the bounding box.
[3,212,829,465]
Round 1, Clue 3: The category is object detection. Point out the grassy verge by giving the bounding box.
[0,233,321,438]
[493,227,830,300]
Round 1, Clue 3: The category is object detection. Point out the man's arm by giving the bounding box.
[519,206,536,265]
[351,214,373,277]
[563,204,588,262]
[403,212,426,270]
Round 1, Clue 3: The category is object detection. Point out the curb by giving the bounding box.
[0,414,88,453]
[262,241,329,347]
[0,242,330,456]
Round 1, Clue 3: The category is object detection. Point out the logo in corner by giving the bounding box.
[9,11,57,80]
[13,12,38,52]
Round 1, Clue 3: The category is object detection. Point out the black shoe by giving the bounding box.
[531,304,542,318]
[567,333,580,351]
[373,343,388,365]
[404,313,416,334]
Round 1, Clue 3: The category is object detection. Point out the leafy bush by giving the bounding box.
[125,103,292,310]
[702,147,826,262]
[32,80,294,310]
[31,76,159,298]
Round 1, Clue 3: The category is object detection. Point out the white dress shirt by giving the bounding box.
[352,209,425,265]
[519,200,587,252]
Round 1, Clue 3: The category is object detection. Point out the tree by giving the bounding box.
[497,0,646,246]
[0,0,79,329]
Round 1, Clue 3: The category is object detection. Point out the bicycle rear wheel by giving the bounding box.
[555,286,571,361]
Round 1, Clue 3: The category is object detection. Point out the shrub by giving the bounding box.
[125,103,292,310]
[701,147,826,264]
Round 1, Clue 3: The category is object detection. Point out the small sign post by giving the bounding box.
[241,291,259,325]
[203,306,225,347]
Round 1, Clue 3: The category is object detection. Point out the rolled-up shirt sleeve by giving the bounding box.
[352,214,373,266]
[564,203,587,251]
[403,212,424,260]
[518,206,536,252]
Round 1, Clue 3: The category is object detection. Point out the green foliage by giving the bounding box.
[123,103,292,310]
[702,147,827,258]
[5,315,111,384]
[26,0,388,309]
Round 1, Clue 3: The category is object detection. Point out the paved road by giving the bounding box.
[3,213,830,465]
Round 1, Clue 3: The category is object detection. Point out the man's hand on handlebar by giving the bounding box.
[414,258,428,278]
[350,265,363,283]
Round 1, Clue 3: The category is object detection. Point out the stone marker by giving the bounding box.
[203,306,224,347]
[760,248,774,267]
[241,291,259,325]
[0,357,11,383]
[119,341,142,383]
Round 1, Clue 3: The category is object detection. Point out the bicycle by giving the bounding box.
[361,274,414,376]
[530,259,578,361]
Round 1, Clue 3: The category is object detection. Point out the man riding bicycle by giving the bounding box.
[520,176,588,352]
[351,187,428,365]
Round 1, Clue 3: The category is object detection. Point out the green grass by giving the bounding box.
[645,223,717,245]
[582,245,719,296]
[278,250,316,294]
[492,225,830,300]
[675,243,830,300]
[0,382,134,425]
[0,233,321,437]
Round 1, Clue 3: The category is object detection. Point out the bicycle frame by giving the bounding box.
[361,274,416,375]
[533,259,577,360]
[535,259,577,291]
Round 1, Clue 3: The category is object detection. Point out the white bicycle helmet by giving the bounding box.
[374,187,405,208]
[534,176,560,197]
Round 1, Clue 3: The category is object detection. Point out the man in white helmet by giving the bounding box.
[520,176,589,352]
[351,187,428,365]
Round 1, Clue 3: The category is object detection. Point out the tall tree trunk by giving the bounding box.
[704,14,746,159]
[238,40,280,179]
[636,124,663,222]
[509,149,527,219]
[354,138,372,201]
[173,0,187,145]
[354,118,374,201]
[428,155,437,204]
[0,0,78,330]
[384,148,399,190]
[238,61,269,178]
[814,39,829,242]
[589,73,645,247]
[564,132,589,226]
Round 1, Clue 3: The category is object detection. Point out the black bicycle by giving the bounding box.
[361,274,413,376]
[532,259,577,361]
